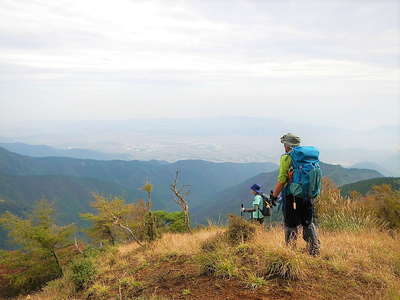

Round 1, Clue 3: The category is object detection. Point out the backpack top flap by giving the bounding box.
[289,146,319,165]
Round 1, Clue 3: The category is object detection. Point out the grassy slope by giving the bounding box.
[22,226,400,300]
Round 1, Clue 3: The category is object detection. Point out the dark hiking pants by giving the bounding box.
[282,194,320,255]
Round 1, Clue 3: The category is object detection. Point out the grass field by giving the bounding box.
[16,222,400,300]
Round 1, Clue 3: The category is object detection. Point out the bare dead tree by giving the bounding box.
[116,222,143,246]
[110,214,143,246]
[170,169,191,232]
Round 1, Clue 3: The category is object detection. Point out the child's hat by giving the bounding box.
[250,184,261,192]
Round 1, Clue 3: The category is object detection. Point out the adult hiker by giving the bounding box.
[241,184,267,224]
[270,133,321,255]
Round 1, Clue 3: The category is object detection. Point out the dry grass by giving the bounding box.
[193,224,399,299]
[13,225,400,300]
[119,225,224,257]
[253,226,399,299]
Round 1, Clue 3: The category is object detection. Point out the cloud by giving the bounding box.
[1,0,398,71]
[0,0,399,129]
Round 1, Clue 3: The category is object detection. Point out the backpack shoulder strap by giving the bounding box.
[286,150,296,169]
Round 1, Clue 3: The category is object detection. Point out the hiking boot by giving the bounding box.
[308,244,320,256]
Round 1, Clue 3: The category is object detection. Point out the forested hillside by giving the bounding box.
[340,177,400,197]
[0,173,142,249]
[0,146,277,210]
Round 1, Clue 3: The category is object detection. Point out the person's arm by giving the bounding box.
[244,202,257,212]
[244,195,260,212]
[244,207,256,212]
[242,204,255,212]
[272,155,291,198]
[272,182,285,198]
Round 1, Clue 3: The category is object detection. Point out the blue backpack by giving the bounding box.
[287,146,322,199]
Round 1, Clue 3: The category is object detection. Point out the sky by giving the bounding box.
[0,0,399,131]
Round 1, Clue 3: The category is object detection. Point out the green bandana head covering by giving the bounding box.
[280,133,301,147]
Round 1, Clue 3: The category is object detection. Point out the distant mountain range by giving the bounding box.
[0,145,277,230]
[0,146,277,209]
[0,142,134,161]
[350,161,394,177]
[340,177,400,197]
[380,152,400,177]
[2,117,398,165]
[0,146,384,248]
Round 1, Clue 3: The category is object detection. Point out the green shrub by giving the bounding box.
[182,288,191,295]
[119,277,143,291]
[215,257,239,279]
[82,246,104,259]
[264,250,305,280]
[226,215,256,245]
[197,251,239,279]
[86,283,109,299]
[70,258,97,291]
[234,243,255,256]
[0,251,60,297]
[0,201,75,296]
[244,272,267,289]
[197,252,220,275]
[235,243,259,265]
[153,210,187,233]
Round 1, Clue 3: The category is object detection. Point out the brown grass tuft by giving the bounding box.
[226,215,256,245]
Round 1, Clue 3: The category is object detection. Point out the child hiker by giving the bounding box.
[241,184,267,224]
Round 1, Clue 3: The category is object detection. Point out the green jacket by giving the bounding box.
[252,195,264,219]
[277,154,292,184]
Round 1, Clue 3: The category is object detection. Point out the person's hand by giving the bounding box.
[270,191,278,206]
[241,207,246,212]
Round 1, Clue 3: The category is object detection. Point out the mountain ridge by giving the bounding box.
[0,142,134,161]
[350,161,394,177]
[340,177,400,197]
[0,146,277,214]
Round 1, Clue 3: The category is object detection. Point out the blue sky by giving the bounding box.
[0,0,399,130]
